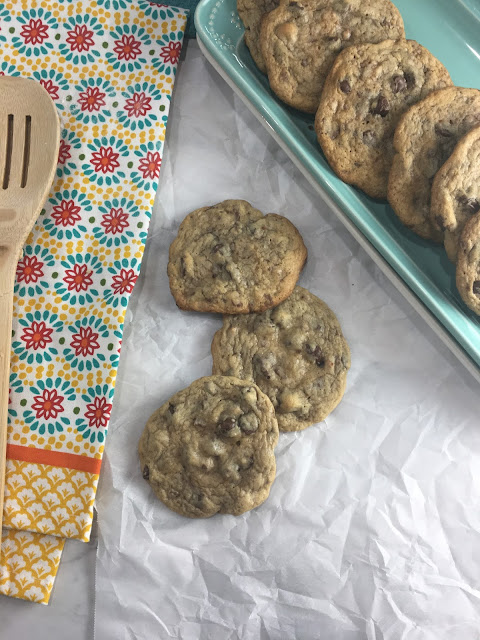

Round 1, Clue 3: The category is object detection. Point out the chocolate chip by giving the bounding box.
[434,123,453,137]
[473,281,480,296]
[339,80,351,94]
[372,95,389,117]
[142,465,150,480]
[362,130,376,146]
[212,243,223,252]
[301,58,309,67]
[306,344,325,366]
[458,195,480,214]
[180,257,185,277]
[218,417,236,435]
[404,72,416,89]
[168,403,175,414]
[392,75,407,93]
[435,215,446,231]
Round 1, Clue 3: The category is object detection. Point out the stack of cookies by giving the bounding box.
[238,0,480,316]
[138,200,351,518]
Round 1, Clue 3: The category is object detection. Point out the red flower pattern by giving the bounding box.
[91,146,120,174]
[51,199,82,227]
[85,396,112,429]
[58,139,72,165]
[100,207,129,235]
[78,86,107,113]
[124,91,151,118]
[113,34,142,61]
[20,18,49,45]
[21,321,53,351]
[63,263,94,292]
[66,24,95,52]
[70,326,100,357]
[32,388,64,420]
[159,41,181,65]
[16,255,44,284]
[112,268,137,295]
[138,151,161,180]
[40,79,59,101]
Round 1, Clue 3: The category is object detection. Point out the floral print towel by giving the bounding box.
[0,0,187,604]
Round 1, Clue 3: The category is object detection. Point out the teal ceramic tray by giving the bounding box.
[195,0,480,382]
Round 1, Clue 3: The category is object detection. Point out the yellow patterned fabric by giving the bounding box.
[4,460,96,541]
[1,529,64,604]
[0,0,187,603]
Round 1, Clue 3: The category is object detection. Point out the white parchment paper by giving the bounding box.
[94,41,480,640]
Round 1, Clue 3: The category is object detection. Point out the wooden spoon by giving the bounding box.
[0,77,60,556]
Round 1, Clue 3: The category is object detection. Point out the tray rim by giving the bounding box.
[194,0,480,385]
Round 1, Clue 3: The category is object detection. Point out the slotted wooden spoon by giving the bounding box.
[0,77,60,556]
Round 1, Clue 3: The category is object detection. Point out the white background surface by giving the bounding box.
[2,39,480,639]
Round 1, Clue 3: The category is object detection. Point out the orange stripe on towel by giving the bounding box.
[6,444,102,475]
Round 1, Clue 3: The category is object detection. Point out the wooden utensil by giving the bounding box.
[0,77,60,556]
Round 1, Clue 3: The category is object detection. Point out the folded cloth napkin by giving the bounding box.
[0,0,187,604]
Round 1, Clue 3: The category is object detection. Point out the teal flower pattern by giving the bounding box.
[108,330,123,369]
[0,7,11,44]
[12,310,63,365]
[104,258,140,308]
[92,197,145,247]
[82,135,129,186]
[56,129,82,179]
[12,8,57,58]
[96,0,130,8]
[68,76,116,125]
[0,61,19,76]
[152,31,183,75]
[8,373,24,419]
[138,1,180,21]
[24,378,76,436]
[43,189,91,241]
[75,384,115,444]
[64,315,109,372]
[131,141,162,192]
[59,14,103,65]
[117,82,164,131]
[54,253,103,306]
[105,24,151,73]
[14,244,56,298]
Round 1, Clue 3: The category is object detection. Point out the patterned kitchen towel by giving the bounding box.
[0,0,187,604]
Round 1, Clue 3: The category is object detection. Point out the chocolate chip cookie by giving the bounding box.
[388,87,480,241]
[237,0,279,73]
[138,376,279,518]
[430,125,480,262]
[456,212,480,316]
[315,39,452,199]
[260,0,405,114]
[211,286,351,432]
[167,200,307,314]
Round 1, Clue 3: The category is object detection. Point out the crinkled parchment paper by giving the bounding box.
[94,42,480,640]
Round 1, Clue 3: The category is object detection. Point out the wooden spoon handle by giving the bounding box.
[0,248,16,556]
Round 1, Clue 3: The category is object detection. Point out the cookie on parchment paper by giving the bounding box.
[167,199,307,314]
[139,376,279,518]
[212,286,351,432]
